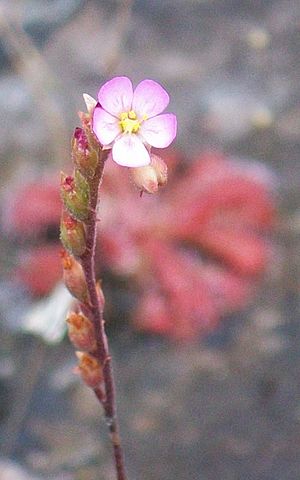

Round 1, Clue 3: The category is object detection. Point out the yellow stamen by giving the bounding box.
[128,110,137,120]
[119,110,145,134]
[120,112,128,121]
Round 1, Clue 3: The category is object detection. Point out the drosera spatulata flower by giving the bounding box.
[92,76,177,167]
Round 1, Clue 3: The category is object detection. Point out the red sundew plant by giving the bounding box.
[4,150,275,335]
[98,150,275,340]
[4,153,275,335]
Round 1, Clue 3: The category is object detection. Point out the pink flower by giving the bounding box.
[92,76,177,167]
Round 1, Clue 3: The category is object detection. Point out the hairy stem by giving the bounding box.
[80,151,127,480]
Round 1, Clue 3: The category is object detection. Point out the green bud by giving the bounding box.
[72,127,98,178]
[60,211,86,257]
[60,170,90,221]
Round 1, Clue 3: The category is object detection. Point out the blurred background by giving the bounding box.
[0,0,299,479]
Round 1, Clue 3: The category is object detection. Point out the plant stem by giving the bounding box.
[80,151,127,480]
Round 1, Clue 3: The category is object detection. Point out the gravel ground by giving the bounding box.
[1,1,300,479]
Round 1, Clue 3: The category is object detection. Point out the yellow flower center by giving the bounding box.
[119,110,147,134]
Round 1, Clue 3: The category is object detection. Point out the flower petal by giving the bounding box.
[112,135,151,167]
[83,93,97,113]
[98,76,133,117]
[140,114,177,148]
[132,79,170,118]
[93,106,120,146]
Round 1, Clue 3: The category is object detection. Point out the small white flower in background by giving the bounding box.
[22,283,73,344]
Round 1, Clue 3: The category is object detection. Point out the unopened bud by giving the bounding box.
[67,311,96,351]
[150,154,168,187]
[131,154,168,194]
[60,211,86,257]
[76,351,103,388]
[131,165,158,194]
[72,127,98,178]
[60,170,90,221]
[61,251,89,303]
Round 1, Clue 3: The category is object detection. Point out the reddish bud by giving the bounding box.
[76,351,103,388]
[60,211,86,257]
[66,311,96,351]
[61,251,89,303]
[131,154,168,194]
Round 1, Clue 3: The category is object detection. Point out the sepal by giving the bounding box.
[60,211,86,257]
[75,351,103,388]
[60,170,90,221]
[72,127,98,178]
[66,311,96,351]
[61,251,89,303]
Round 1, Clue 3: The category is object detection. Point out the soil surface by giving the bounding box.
[1,1,300,479]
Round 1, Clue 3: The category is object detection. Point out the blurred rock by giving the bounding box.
[0,460,40,480]
[1,0,83,46]
[246,27,271,50]
[276,105,300,141]
[200,86,273,141]
[26,418,103,473]
[0,75,48,162]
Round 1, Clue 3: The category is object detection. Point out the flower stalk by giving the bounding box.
[79,152,127,480]
[61,113,127,480]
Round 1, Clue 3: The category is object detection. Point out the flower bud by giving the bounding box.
[67,311,96,351]
[150,154,168,187]
[61,251,89,303]
[60,170,90,221]
[72,127,98,178]
[76,351,103,388]
[131,165,158,194]
[131,154,168,194]
[60,211,86,257]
